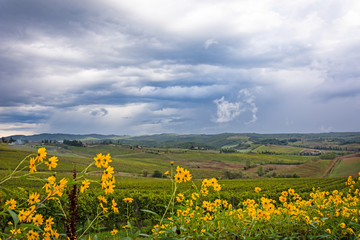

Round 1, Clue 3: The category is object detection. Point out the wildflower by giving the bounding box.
[10,228,21,236]
[45,156,58,170]
[176,193,185,202]
[340,223,346,228]
[27,230,40,240]
[170,161,174,165]
[32,214,44,226]
[102,153,112,168]
[192,192,199,201]
[45,216,54,229]
[279,196,287,203]
[123,225,129,229]
[51,229,59,238]
[94,153,105,168]
[80,179,90,193]
[98,195,107,203]
[36,147,47,162]
[5,198,16,210]
[28,192,40,205]
[100,202,108,213]
[164,171,169,175]
[288,188,295,195]
[123,197,134,203]
[255,187,261,193]
[176,166,184,175]
[112,199,119,213]
[102,177,115,194]
[18,209,27,222]
[111,229,118,235]
[29,157,37,173]
[325,229,331,234]
[175,173,183,183]
[282,191,288,197]
[102,166,114,181]
[183,169,192,182]
[213,183,221,191]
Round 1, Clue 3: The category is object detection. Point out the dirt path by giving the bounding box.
[323,153,360,177]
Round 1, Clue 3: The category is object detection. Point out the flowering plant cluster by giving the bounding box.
[151,164,360,239]
[0,148,134,240]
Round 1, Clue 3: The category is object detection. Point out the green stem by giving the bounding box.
[0,154,34,185]
[78,209,103,239]
[160,183,177,226]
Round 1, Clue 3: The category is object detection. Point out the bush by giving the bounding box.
[152,170,163,178]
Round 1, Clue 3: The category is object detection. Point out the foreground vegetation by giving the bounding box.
[1,146,360,239]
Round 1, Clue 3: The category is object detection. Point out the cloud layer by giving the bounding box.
[1,0,360,136]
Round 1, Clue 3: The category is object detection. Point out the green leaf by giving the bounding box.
[140,209,160,216]
[21,223,44,232]
[119,237,132,240]
[7,209,19,227]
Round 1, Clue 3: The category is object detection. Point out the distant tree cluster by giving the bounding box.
[63,139,83,147]
[220,148,237,153]
[1,137,16,143]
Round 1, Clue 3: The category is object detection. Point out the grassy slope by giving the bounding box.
[329,156,360,177]
[0,143,334,181]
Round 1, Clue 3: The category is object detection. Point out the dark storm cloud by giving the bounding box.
[0,0,360,136]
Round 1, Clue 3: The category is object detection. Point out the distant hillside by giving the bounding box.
[6,133,124,142]
[4,132,360,150]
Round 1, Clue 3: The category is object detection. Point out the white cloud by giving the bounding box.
[213,97,243,123]
[214,88,260,124]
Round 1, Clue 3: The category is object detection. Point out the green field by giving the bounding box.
[1,142,359,239]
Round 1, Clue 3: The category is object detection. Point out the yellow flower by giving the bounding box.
[51,229,59,238]
[112,199,119,213]
[122,225,129,229]
[176,193,185,202]
[27,230,39,240]
[170,161,174,165]
[100,202,108,213]
[28,192,40,205]
[340,223,346,228]
[5,198,16,210]
[255,187,261,193]
[282,191,288,197]
[183,169,192,182]
[102,177,115,194]
[45,156,58,170]
[325,229,331,234]
[111,229,118,235]
[164,171,169,175]
[45,216,54,228]
[80,179,90,193]
[94,153,105,168]
[213,183,221,192]
[29,157,37,173]
[279,196,287,203]
[102,166,114,181]
[102,153,112,168]
[123,197,134,203]
[36,147,47,162]
[174,173,184,183]
[288,188,295,195]
[98,195,107,203]
[32,214,44,226]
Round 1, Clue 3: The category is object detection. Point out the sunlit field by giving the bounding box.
[1,145,360,239]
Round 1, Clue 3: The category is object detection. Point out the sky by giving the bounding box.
[1,0,360,137]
